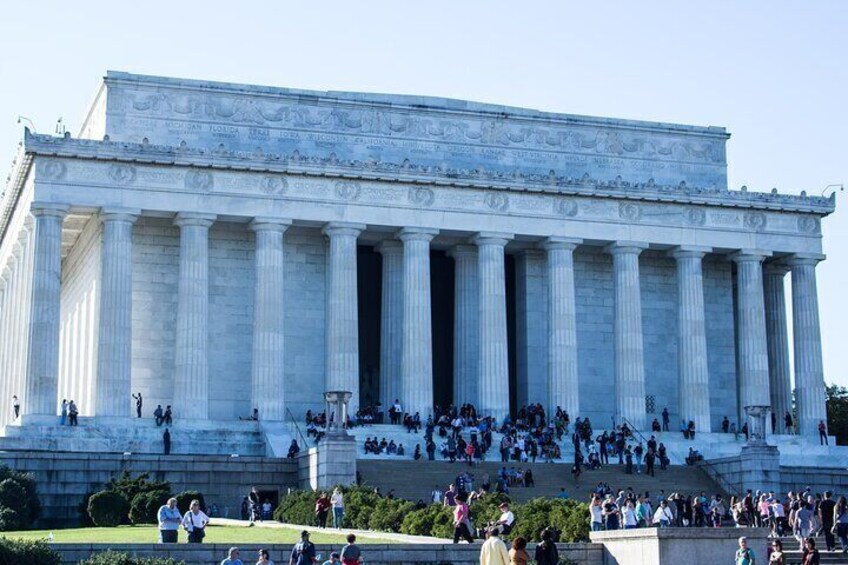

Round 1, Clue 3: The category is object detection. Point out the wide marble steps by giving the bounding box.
[356,459,727,504]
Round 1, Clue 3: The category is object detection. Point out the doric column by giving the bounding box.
[250,218,292,422]
[543,237,581,420]
[763,264,792,433]
[787,254,828,436]
[173,212,216,420]
[607,241,648,430]
[474,232,512,421]
[25,203,68,417]
[670,246,712,432]
[449,245,479,407]
[95,209,139,418]
[732,251,772,416]
[323,222,365,413]
[399,227,438,418]
[377,240,403,409]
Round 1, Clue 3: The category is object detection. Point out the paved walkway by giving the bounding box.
[213,517,449,544]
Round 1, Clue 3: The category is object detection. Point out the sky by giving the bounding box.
[0,1,846,387]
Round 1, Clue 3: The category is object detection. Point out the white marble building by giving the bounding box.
[0,72,835,450]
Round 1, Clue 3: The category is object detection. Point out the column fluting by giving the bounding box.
[670,246,712,432]
[95,209,139,418]
[607,241,648,430]
[25,203,68,417]
[173,212,216,420]
[399,227,437,418]
[449,245,479,407]
[475,232,512,421]
[542,237,581,420]
[323,222,365,414]
[732,251,772,415]
[250,218,291,422]
[788,254,828,436]
[763,264,792,433]
[377,240,403,409]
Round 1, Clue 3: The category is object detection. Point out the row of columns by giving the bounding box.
[9,202,829,435]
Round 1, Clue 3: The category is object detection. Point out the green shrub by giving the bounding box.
[273,488,316,526]
[104,472,170,508]
[87,490,130,527]
[400,504,454,539]
[468,492,512,531]
[507,497,590,543]
[0,537,61,564]
[0,465,41,529]
[79,550,185,565]
[129,489,170,525]
[340,485,382,529]
[367,497,415,533]
[174,490,205,516]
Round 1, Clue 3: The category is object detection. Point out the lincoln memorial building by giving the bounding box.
[0,72,835,456]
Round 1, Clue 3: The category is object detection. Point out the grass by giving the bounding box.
[1,525,399,545]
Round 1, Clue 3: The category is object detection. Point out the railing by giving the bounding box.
[696,458,742,498]
[620,417,650,446]
[285,407,309,447]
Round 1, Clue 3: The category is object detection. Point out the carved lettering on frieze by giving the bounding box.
[485,193,509,212]
[797,216,820,234]
[408,187,435,207]
[555,198,579,217]
[335,181,361,201]
[108,163,136,185]
[184,170,214,192]
[743,211,766,231]
[619,202,641,221]
[686,207,706,226]
[40,159,66,181]
[260,175,288,195]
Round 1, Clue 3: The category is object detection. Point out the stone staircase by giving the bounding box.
[356,459,728,504]
[0,417,267,456]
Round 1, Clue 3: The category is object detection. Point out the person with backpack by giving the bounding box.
[289,531,317,565]
[735,536,756,565]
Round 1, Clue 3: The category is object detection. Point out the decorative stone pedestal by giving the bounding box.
[738,444,782,494]
[298,391,358,490]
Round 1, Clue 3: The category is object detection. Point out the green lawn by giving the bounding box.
[2,525,399,545]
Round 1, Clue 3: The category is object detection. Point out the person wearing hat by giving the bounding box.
[489,502,515,537]
[289,530,317,565]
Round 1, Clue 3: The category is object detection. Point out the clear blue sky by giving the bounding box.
[1,1,845,387]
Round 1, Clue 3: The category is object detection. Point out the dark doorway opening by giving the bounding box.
[357,246,381,409]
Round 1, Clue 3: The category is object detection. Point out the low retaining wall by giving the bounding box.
[51,542,604,565]
[0,451,298,527]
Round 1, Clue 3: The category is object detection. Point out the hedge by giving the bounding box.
[0,538,60,564]
[87,490,130,527]
[129,489,171,525]
[0,465,41,530]
[79,550,185,565]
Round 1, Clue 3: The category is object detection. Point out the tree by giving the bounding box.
[826,384,848,446]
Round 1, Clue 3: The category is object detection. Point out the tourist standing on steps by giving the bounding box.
[68,400,79,425]
[132,392,143,418]
[163,428,171,455]
[60,399,67,425]
[785,412,794,435]
[11,396,19,419]
[818,420,829,445]
[661,407,669,431]
[157,497,181,543]
[768,539,784,565]
[802,537,820,565]
[818,491,836,552]
[182,499,209,543]
[220,547,243,565]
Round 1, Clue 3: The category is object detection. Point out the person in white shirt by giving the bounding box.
[653,500,674,528]
[590,496,604,531]
[431,485,442,504]
[622,500,638,529]
[330,487,345,528]
[182,499,210,543]
[489,502,515,536]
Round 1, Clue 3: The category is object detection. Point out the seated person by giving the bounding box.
[386,440,397,454]
[287,440,300,459]
[397,443,405,456]
[487,502,515,536]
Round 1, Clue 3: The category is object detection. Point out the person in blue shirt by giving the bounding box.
[157,498,181,543]
[221,547,243,565]
[290,531,317,565]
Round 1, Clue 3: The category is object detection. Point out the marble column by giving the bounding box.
[543,237,581,420]
[377,240,403,409]
[323,222,365,413]
[449,245,479,407]
[763,264,792,433]
[607,241,648,430]
[732,251,772,414]
[173,212,216,420]
[399,227,438,417]
[474,232,512,421]
[250,218,292,422]
[787,254,828,436]
[25,203,68,417]
[670,246,712,432]
[95,209,139,418]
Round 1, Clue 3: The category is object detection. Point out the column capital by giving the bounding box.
[30,202,69,219]
[786,253,826,268]
[1,266,10,281]
[322,222,365,238]
[763,262,791,276]
[605,241,649,256]
[668,245,711,260]
[730,249,772,263]
[174,212,216,228]
[100,208,141,224]
[376,240,403,255]
[249,217,292,233]
[541,236,582,251]
[472,232,513,247]
[397,227,439,242]
[447,244,478,259]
